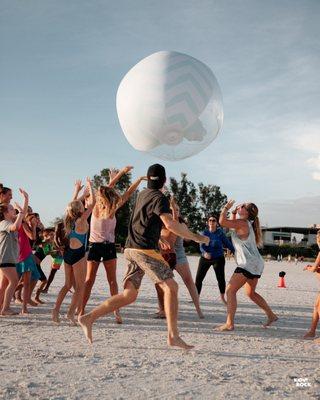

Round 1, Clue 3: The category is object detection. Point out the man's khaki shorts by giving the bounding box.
[123,248,174,290]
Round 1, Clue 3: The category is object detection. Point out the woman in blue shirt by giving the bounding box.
[195,215,234,304]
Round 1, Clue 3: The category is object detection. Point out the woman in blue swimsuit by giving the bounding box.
[52,178,95,324]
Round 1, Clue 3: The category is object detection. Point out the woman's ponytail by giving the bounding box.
[246,203,263,247]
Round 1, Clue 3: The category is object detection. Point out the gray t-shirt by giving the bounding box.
[0,220,19,265]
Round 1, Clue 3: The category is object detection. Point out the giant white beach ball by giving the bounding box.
[116,51,223,161]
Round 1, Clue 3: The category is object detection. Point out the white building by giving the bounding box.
[262,226,318,247]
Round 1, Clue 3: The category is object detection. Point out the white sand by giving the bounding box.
[0,256,319,399]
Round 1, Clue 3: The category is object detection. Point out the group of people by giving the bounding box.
[0,163,319,349]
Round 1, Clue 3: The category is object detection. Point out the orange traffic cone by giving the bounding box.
[278,271,286,288]
[278,277,286,288]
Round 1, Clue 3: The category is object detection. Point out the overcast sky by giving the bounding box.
[1,0,319,227]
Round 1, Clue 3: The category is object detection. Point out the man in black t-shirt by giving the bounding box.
[79,164,209,350]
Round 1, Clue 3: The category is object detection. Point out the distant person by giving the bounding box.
[79,164,209,349]
[216,201,278,331]
[303,230,320,343]
[195,215,234,305]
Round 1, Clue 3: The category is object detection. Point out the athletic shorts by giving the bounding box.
[0,263,16,268]
[123,249,174,290]
[36,264,47,281]
[87,242,117,262]
[16,254,40,281]
[63,246,86,266]
[234,267,261,279]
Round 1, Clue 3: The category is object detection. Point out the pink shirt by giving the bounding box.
[18,225,32,262]
[89,214,116,243]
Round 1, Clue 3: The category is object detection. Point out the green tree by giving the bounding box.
[169,173,227,232]
[169,173,202,231]
[198,182,227,222]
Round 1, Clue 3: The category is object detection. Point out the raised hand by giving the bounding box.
[19,188,29,200]
[74,180,84,192]
[224,199,235,211]
[123,165,134,174]
[108,168,119,181]
[86,177,93,189]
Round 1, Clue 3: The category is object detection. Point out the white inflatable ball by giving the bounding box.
[116,51,223,161]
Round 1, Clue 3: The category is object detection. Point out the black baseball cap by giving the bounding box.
[147,164,166,189]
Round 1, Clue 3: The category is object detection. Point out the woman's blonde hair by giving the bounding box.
[93,186,121,219]
[245,203,263,247]
[64,200,84,234]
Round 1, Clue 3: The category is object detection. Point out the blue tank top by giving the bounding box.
[68,225,87,246]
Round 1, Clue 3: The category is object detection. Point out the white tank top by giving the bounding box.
[89,214,116,243]
[231,221,264,276]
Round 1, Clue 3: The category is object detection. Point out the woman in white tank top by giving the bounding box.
[216,200,278,331]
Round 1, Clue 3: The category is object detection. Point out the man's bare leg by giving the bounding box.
[79,281,138,344]
[159,278,194,350]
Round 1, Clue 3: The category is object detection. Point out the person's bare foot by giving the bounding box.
[15,298,23,304]
[114,311,123,324]
[303,331,316,340]
[153,310,166,319]
[66,312,77,326]
[20,309,30,315]
[197,311,205,319]
[263,314,278,328]
[34,298,45,305]
[1,308,19,316]
[52,309,60,324]
[215,323,234,331]
[78,314,93,344]
[28,299,38,307]
[168,335,194,350]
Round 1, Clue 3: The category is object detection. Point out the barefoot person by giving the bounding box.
[0,189,28,315]
[80,166,146,323]
[303,230,320,342]
[195,214,234,305]
[216,200,277,331]
[52,178,95,324]
[79,164,209,349]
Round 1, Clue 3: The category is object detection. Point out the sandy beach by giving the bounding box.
[0,256,319,399]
